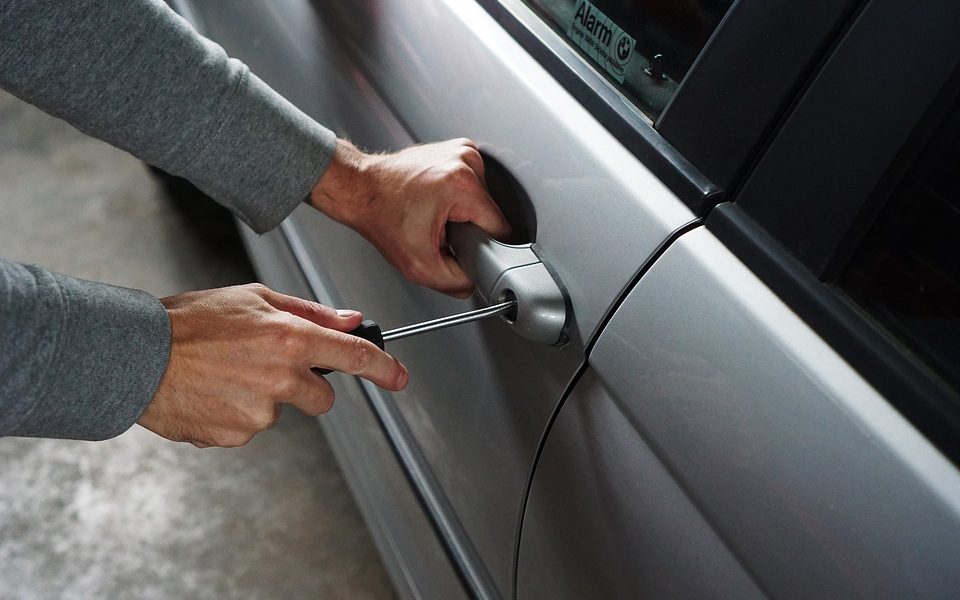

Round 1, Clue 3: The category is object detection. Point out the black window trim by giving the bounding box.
[712,0,960,464]
[657,0,865,194]
[732,0,960,279]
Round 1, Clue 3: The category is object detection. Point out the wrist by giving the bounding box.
[310,139,375,226]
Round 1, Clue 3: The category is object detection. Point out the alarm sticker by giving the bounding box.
[566,0,635,83]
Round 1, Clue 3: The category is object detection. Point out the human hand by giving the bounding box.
[137,284,408,448]
[309,138,511,298]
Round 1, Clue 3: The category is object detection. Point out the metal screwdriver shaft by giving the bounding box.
[381,300,516,342]
[314,300,517,375]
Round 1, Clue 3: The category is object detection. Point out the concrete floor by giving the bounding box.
[0,92,394,599]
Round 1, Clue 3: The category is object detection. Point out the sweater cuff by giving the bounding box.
[12,272,171,441]
[184,71,337,233]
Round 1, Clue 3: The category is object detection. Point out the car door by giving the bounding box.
[193,2,699,596]
[168,0,873,597]
[519,0,960,597]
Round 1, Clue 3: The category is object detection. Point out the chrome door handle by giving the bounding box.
[448,222,568,346]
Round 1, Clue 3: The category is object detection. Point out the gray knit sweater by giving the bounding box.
[0,0,337,440]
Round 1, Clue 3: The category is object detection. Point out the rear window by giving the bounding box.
[525,0,735,118]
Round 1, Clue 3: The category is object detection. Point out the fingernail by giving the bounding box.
[337,309,361,318]
[396,361,409,390]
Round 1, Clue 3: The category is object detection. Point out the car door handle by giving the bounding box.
[448,222,568,346]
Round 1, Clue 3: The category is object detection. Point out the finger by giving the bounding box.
[218,431,254,448]
[201,429,254,448]
[451,185,512,240]
[260,288,363,332]
[309,328,409,391]
[452,137,478,150]
[269,403,283,427]
[459,146,485,183]
[412,227,473,296]
[431,253,474,298]
[288,373,336,416]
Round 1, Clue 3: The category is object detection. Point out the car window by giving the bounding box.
[524,0,735,118]
[839,100,960,392]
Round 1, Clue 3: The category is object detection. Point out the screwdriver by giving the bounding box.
[314,299,517,375]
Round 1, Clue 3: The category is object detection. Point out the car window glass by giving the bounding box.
[840,101,960,391]
[525,0,735,119]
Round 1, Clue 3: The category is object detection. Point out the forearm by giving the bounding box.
[0,0,336,232]
[0,259,170,440]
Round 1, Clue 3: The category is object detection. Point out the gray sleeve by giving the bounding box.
[0,0,337,233]
[0,259,171,440]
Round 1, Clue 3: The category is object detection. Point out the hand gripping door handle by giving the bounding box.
[448,222,568,346]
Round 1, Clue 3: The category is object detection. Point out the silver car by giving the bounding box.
[168,0,960,597]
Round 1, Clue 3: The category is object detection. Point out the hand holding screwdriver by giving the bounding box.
[138,284,409,448]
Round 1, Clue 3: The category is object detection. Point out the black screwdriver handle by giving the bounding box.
[347,320,385,350]
[312,320,385,376]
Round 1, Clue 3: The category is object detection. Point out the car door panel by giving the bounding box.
[518,368,763,599]
[520,226,960,597]
[182,0,696,595]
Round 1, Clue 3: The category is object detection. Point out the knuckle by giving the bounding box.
[408,266,431,287]
[315,302,336,320]
[210,431,241,447]
[459,146,480,161]
[401,258,428,284]
[315,389,336,415]
[249,406,279,431]
[268,319,305,354]
[451,162,475,180]
[410,257,437,285]
[270,376,299,400]
[244,282,270,296]
[228,433,254,448]
[317,398,334,415]
[294,296,327,317]
[212,429,254,447]
[442,162,474,186]
[350,337,372,372]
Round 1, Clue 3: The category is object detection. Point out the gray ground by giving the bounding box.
[0,91,394,599]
